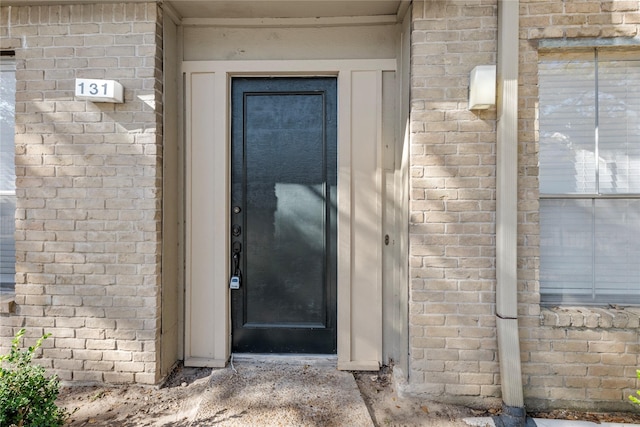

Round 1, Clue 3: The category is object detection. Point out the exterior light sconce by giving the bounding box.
[468,65,496,110]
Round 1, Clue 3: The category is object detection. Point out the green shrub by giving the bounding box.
[0,329,69,427]
[630,370,640,408]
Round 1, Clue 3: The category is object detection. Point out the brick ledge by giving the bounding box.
[540,306,640,329]
[0,294,15,314]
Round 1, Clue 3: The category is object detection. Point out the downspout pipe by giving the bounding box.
[495,1,527,426]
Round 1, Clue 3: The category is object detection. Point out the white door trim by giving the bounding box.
[183,59,395,369]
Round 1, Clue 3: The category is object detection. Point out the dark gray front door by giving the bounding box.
[231,77,337,354]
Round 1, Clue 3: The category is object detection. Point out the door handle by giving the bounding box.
[230,241,242,290]
[232,225,241,237]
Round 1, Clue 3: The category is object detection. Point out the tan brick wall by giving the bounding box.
[0,3,164,384]
[408,0,501,407]
[1,0,638,405]
[517,0,640,411]
[409,0,640,411]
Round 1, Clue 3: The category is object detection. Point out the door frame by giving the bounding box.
[182,60,395,370]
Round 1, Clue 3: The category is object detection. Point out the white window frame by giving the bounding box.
[0,54,16,294]
[539,48,640,306]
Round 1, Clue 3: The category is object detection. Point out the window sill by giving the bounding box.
[540,306,640,329]
[0,294,15,314]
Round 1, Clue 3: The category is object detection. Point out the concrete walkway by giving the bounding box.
[190,355,374,426]
[465,417,640,427]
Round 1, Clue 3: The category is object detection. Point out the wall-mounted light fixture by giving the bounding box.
[468,65,496,110]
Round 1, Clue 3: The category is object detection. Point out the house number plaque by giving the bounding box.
[75,78,124,103]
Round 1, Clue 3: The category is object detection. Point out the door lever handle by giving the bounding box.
[230,241,242,290]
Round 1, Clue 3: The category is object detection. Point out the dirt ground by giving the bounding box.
[56,364,640,427]
[354,367,640,426]
[57,365,211,427]
[352,367,482,427]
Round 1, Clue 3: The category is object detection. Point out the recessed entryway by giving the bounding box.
[182,56,401,370]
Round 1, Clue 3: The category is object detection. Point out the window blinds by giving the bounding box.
[0,58,16,293]
[539,50,640,305]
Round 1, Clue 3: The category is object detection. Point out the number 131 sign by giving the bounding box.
[75,78,124,103]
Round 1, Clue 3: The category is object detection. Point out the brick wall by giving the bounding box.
[518,0,640,411]
[409,0,640,411]
[408,0,501,406]
[0,3,164,384]
[1,0,638,405]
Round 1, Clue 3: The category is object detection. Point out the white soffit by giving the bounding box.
[167,1,404,19]
[3,1,408,22]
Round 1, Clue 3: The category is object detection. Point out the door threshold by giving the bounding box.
[231,353,338,367]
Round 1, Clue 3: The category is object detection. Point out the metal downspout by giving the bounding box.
[495,1,526,426]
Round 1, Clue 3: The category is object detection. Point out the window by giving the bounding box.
[539,49,640,305]
[0,55,15,294]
